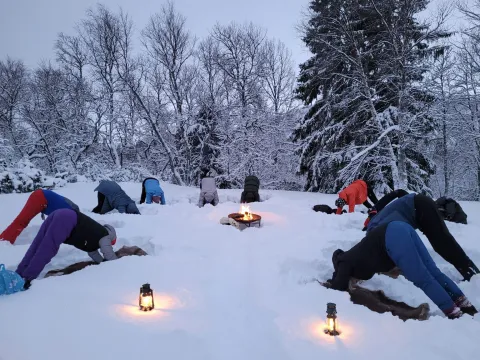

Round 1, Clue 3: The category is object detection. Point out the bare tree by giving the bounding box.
[115,39,186,185]
[0,58,28,156]
[142,1,196,115]
[197,36,227,109]
[261,39,295,113]
[80,4,127,168]
[426,47,459,196]
[55,33,88,80]
[211,22,267,119]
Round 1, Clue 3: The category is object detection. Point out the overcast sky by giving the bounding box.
[0,0,475,71]
[0,0,312,70]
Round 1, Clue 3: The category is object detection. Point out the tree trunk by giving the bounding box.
[442,115,449,196]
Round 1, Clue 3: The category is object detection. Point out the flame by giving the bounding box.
[325,317,339,335]
[239,204,253,220]
[140,294,154,310]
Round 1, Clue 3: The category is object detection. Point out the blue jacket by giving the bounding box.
[144,179,165,204]
[367,193,417,232]
[42,190,79,216]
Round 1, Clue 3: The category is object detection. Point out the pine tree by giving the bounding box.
[293,0,450,193]
[192,105,223,183]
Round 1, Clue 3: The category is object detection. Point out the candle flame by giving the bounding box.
[140,294,154,310]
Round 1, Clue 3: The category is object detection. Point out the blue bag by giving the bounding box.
[0,264,25,295]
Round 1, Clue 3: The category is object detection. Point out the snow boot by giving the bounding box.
[455,296,478,316]
[445,306,463,319]
[410,303,430,321]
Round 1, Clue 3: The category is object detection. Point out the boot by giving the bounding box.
[445,306,463,320]
[455,296,478,316]
[413,303,430,321]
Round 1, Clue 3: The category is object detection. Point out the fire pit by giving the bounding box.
[228,204,262,228]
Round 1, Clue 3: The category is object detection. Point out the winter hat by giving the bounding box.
[104,224,117,245]
[152,196,161,204]
[335,198,346,208]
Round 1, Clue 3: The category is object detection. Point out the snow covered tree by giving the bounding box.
[0,58,28,159]
[425,47,460,197]
[79,5,129,169]
[0,5,303,190]
[261,39,295,113]
[293,0,450,194]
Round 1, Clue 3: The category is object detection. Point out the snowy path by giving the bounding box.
[1,182,480,359]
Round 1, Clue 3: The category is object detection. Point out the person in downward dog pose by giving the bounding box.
[326,221,478,319]
[335,179,378,214]
[16,208,117,289]
[198,173,219,207]
[365,192,479,281]
[140,178,166,205]
[240,175,260,203]
[92,180,140,215]
[362,189,409,230]
[0,189,79,244]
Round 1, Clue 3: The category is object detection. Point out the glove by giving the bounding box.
[363,217,371,231]
[322,280,333,288]
[362,209,377,231]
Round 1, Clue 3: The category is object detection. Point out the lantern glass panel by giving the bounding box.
[326,316,338,335]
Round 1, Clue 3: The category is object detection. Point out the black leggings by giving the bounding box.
[363,187,379,209]
[414,194,479,280]
[367,188,379,204]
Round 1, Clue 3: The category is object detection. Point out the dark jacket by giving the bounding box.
[435,197,468,224]
[64,211,109,252]
[374,189,409,213]
[240,176,260,203]
[367,193,417,232]
[93,180,134,214]
[330,224,395,291]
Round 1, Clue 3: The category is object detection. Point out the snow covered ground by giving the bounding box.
[1,182,479,360]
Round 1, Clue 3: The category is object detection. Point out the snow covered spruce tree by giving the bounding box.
[293,0,450,194]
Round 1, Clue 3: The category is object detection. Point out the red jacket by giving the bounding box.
[336,180,368,214]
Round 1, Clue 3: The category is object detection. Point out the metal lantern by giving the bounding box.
[139,283,154,311]
[324,303,339,336]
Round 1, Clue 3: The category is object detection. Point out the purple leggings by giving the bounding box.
[16,209,77,281]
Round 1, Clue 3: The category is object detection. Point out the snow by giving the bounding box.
[1,182,480,360]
